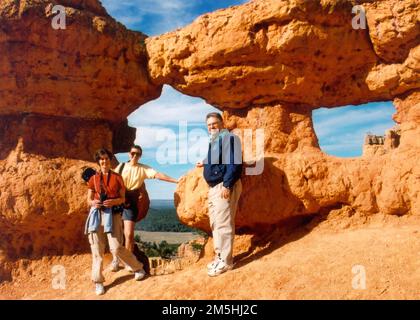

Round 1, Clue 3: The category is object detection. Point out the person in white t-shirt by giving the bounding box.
[111,145,178,272]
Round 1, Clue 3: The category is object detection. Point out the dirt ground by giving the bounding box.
[1,213,419,300]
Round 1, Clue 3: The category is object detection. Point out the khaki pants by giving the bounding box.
[208,180,242,266]
[88,212,143,283]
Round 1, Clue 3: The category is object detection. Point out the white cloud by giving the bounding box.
[128,85,219,127]
[135,125,191,148]
[127,86,218,165]
[313,103,395,139]
[104,0,191,15]
[134,124,209,165]
[134,126,170,149]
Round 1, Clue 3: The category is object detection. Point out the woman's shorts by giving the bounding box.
[122,208,138,222]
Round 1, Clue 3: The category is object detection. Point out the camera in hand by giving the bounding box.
[99,192,108,202]
[99,192,123,213]
[99,192,107,209]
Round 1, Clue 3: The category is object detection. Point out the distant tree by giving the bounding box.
[137,205,201,233]
[136,240,180,258]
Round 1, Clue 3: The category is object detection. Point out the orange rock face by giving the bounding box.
[365,0,419,63]
[0,114,136,161]
[0,0,161,120]
[0,0,160,261]
[0,151,92,260]
[0,112,137,262]
[176,130,419,233]
[146,0,419,109]
[169,0,419,232]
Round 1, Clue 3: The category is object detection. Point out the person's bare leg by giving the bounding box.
[123,220,136,252]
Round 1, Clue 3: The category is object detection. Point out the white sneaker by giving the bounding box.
[207,260,233,277]
[95,283,105,295]
[110,259,120,272]
[207,257,221,271]
[134,268,146,281]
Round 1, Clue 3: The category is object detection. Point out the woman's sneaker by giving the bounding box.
[134,268,146,281]
[207,260,233,277]
[95,283,105,295]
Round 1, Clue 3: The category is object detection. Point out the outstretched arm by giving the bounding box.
[155,172,178,183]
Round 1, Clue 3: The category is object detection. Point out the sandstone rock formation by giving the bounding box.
[167,0,419,232]
[146,0,419,108]
[0,0,161,264]
[148,238,205,276]
[0,151,91,260]
[0,0,419,266]
[0,0,161,120]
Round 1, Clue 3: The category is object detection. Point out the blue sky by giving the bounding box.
[101,0,248,36]
[102,1,397,199]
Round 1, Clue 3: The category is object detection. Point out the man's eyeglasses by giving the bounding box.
[130,152,141,156]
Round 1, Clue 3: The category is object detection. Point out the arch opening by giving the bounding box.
[312,101,398,158]
[115,85,218,265]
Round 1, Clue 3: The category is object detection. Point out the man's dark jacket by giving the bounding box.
[203,130,242,189]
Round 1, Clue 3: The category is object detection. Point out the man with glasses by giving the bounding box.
[111,145,178,271]
[196,113,243,277]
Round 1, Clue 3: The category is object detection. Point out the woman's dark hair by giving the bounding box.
[94,148,114,163]
[131,145,143,156]
[206,112,223,122]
